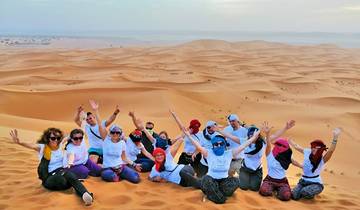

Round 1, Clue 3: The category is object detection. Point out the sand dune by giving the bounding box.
[0,40,359,210]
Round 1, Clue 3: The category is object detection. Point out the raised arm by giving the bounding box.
[105,105,120,127]
[288,138,304,153]
[9,129,40,152]
[269,120,295,143]
[129,111,156,143]
[262,121,273,156]
[232,130,260,158]
[89,99,107,140]
[183,130,208,158]
[169,137,184,158]
[291,158,303,169]
[74,105,84,127]
[140,143,155,161]
[323,128,341,163]
[170,133,185,145]
[169,109,186,132]
[214,126,240,144]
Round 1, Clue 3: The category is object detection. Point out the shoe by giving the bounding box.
[82,192,93,206]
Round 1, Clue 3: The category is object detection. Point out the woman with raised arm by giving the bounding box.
[170,110,260,204]
[63,128,102,179]
[259,121,302,201]
[74,100,120,165]
[289,128,341,200]
[239,120,296,192]
[100,124,141,183]
[9,128,93,206]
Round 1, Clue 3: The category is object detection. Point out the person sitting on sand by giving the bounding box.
[191,120,220,178]
[100,124,141,183]
[223,114,248,177]
[170,110,260,204]
[123,128,156,172]
[239,120,295,192]
[259,121,303,201]
[289,128,342,200]
[63,128,102,179]
[9,128,94,206]
[74,100,120,165]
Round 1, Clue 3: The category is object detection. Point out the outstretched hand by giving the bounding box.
[77,105,84,114]
[128,111,135,118]
[285,120,296,130]
[89,99,99,111]
[114,105,120,115]
[9,129,20,144]
[252,129,261,139]
[261,121,273,135]
[333,127,342,138]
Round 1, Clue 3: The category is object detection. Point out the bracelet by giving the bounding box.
[132,162,136,167]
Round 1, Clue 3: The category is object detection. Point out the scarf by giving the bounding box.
[153,148,166,172]
[309,139,327,173]
[272,138,292,170]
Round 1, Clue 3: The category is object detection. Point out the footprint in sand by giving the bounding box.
[141,200,166,206]
[337,199,357,206]
[242,194,262,207]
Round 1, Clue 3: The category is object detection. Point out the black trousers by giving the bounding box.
[179,165,201,189]
[43,169,88,197]
[201,175,239,204]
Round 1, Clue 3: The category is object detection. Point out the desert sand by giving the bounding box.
[0,39,359,210]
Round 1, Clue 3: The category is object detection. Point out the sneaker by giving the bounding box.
[82,192,93,206]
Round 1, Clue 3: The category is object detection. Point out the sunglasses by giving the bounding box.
[275,143,287,148]
[110,131,122,135]
[213,142,225,147]
[146,127,153,130]
[207,125,216,129]
[72,136,83,141]
[49,136,61,141]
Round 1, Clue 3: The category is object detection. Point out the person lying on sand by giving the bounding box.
[289,127,342,200]
[63,128,102,179]
[74,100,119,165]
[9,128,93,206]
[239,120,296,192]
[171,110,260,204]
[259,121,302,201]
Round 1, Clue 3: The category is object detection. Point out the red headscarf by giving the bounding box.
[310,139,327,172]
[152,148,166,172]
[189,119,201,134]
[272,138,290,157]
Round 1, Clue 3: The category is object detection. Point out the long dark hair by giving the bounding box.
[36,128,63,145]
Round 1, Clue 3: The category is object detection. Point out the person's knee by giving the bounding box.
[249,184,260,192]
[278,191,291,201]
[259,184,272,196]
[101,170,117,182]
[129,174,140,184]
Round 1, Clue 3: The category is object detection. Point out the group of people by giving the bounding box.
[9,100,342,205]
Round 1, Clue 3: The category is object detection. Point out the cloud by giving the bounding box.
[343,6,360,11]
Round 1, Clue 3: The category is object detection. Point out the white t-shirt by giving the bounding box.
[38,144,65,173]
[243,141,266,170]
[206,149,233,179]
[199,131,219,166]
[149,150,185,184]
[102,136,126,168]
[223,125,248,160]
[84,120,106,149]
[302,148,324,184]
[183,133,202,154]
[64,140,88,166]
[266,152,286,179]
[125,138,143,162]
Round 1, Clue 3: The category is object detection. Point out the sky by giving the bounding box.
[0,0,360,35]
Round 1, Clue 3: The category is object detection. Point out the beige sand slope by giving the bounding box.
[0,40,360,210]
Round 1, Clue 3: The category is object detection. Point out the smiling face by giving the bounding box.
[229,120,240,129]
[110,131,121,142]
[71,133,83,146]
[48,132,61,147]
[86,113,97,126]
[154,153,165,163]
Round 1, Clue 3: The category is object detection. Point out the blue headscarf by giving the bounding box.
[211,135,227,156]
